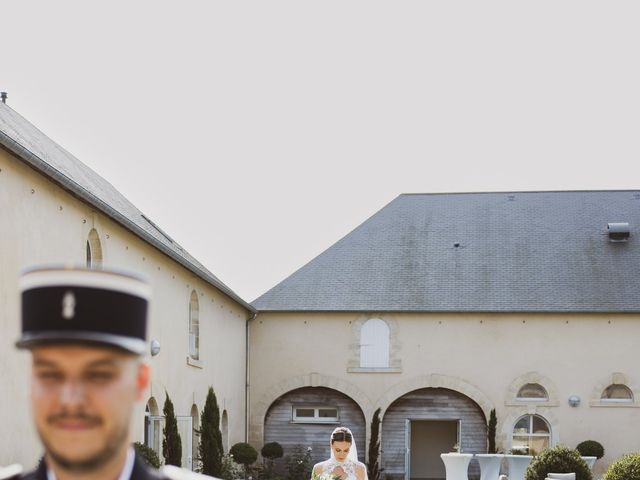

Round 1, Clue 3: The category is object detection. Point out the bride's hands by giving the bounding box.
[331,466,346,480]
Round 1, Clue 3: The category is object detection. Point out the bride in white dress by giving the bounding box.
[311,427,368,480]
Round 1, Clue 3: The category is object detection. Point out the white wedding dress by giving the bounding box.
[316,458,363,480]
[314,427,368,480]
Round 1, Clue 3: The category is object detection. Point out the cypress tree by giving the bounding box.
[487,408,497,454]
[199,386,224,476]
[163,391,182,466]
[367,408,382,480]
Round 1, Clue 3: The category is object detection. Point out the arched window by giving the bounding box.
[512,414,551,455]
[86,228,103,268]
[517,383,549,401]
[601,384,633,402]
[144,398,163,456]
[221,410,229,453]
[360,318,390,368]
[189,291,199,360]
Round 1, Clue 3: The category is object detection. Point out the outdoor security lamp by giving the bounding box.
[150,339,161,356]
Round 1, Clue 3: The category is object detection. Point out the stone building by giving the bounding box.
[0,102,254,469]
[251,191,640,479]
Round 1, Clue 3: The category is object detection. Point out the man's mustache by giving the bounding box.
[47,412,103,426]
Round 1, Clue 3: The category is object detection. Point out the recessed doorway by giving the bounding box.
[408,420,459,480]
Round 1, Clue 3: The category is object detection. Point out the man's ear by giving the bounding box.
[136,362,151,399]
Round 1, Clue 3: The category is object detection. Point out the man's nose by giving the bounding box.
[59,381,86,405]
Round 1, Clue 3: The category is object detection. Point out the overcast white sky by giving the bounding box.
[2,1,639,301]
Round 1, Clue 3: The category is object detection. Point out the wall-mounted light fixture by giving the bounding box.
[568,395,581,407]
[150,339,161,356]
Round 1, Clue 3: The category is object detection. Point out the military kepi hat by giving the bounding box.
[16,266,151,354]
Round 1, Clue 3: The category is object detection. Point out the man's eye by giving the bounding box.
[86,371,115,382]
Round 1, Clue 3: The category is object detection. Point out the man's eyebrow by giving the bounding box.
[86,358,120,368]
[33,358,59,368]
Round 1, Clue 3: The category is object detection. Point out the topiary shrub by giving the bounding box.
[576,440,605,459]
[603,452,640,480]
[134,441,161,468]
[231,442,259,478]
[524,445,592,480]
[262,442,284,460]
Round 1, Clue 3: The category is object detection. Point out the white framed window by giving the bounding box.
[512,414,551,455]
[292,406,339,423]
[516,383,549,401]
[189,291,200,360]
[601,384,633,403]
[360,318,390,368]
[144,403,164,458]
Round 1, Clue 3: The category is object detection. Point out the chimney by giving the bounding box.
[0,92,7,104]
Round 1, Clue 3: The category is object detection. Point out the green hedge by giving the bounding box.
[524,445,592,480]
[603,453,640,480]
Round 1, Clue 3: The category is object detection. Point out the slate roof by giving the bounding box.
[254,191,640,312]
[0,102,254,313]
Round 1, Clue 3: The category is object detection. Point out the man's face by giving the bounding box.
[30,344,149,472]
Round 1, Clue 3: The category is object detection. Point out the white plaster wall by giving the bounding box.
[0,148,249,468]
[250,311,640,477]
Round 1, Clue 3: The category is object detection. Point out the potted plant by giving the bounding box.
[575,440,604,471]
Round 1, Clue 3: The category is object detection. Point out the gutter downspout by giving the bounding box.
[245,311,257,443]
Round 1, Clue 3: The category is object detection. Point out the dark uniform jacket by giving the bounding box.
[16,454,171,480]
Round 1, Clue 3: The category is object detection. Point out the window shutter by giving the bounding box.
[360,318,390,368]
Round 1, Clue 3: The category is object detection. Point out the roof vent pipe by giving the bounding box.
[607,222,630,242]
[0,92,7,104]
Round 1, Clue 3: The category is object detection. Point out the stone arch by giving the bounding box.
[505,371,559,406]
[263,386,367,466]
[251,373,374,447]
[589,372,640,407]
[147,397,160,416]
[378,374,494,419]
[86,228,103,268]
[382,387,488,480]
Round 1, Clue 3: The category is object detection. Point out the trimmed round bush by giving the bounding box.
[262,442,284,460]
[576,440,605,460]
[134,441,161,469]
[603,452,640,480]
[230,442,259,466]
[524,445,592,480]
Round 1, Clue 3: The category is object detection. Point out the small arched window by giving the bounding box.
[601,384,633,402]
[512,414,551,455]
[517,383,549,401]
[360,318,390,368]
[221,410,229,453]
[144,398,163,456]
[191,404,199,468]
[189,291,199,360]
[86,228,103,268]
